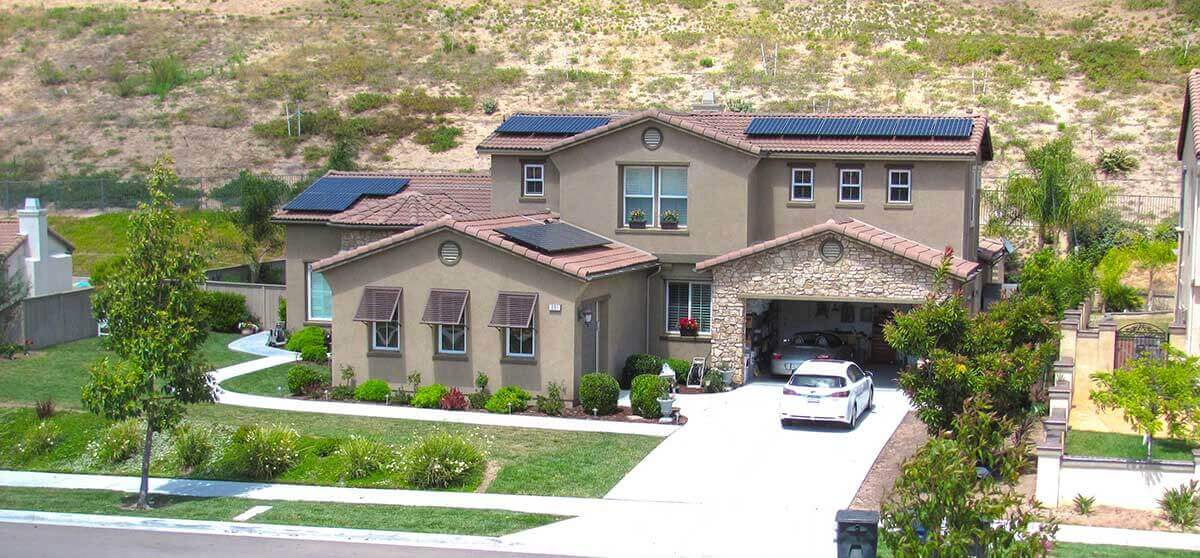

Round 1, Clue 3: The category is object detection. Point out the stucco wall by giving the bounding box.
[578,269,654,384]
[1178,120,1198,355]
[283,224,344,331]
[321,229,587,398]
[647,263,715,362]
[490,156,560,214]
[707,233,957,379]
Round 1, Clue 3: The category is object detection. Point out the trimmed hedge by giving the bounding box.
[665,358,690,384]
[286,326,326,353]
[200,291,248,332]
[631,374,668,419]
[354,379,391,402]
[622,353,663,388]
[412,384,450,408]
[300,344,328,364]
[485,385,531,414]
[286,365,326,395]
[579,373,619,415]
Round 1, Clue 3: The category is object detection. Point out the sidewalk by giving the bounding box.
[213,335,679,437]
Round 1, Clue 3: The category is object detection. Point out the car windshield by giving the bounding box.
[790,333,840,347]
[787,374,846,388]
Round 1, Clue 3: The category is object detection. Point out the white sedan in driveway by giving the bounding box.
[779,359,874,429]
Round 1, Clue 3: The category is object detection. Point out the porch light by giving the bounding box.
[580,309,594,325]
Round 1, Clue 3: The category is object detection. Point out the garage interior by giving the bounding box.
[742,298,910,385]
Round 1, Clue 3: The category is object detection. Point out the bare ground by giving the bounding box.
[850,410,930,511]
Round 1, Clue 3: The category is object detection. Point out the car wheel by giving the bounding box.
[848,404,859,430]
[867,388,875,411]
[780,419,790,428]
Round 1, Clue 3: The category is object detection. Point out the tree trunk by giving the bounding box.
[1145,268,1155,312]
[136,420,154,509]
[1037,223,1047,249]
[248,259,261,285]
[1146,433,1154,460]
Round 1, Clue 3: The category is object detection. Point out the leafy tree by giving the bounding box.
[998,134,1109,249]
[1016,249,1095,316]
[881,398,1057,558]
[225,172,289,284]
[1096,246,1143,312]
[1128,237,1176,311]
[0,252,26,341]
[1090,349,1200,459]
[81,155,214,509]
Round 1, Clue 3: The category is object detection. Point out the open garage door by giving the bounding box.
[742,299,911,382]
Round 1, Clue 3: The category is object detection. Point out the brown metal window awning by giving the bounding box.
[420,289,470,325]
[488,292,538,329]
[353,287,402,323]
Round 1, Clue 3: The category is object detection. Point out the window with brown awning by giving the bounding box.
[353,287,402,323]
[489,292,538,329]
[420,289,469,325]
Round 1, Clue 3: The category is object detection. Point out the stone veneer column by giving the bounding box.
[710,266,746,383]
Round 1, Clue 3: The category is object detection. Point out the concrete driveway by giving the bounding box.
[508,368,911,557]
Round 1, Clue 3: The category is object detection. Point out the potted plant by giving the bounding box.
[656,378,676,417]
[678,317,699,337]
[238,320,260,335]
[628,209,647,229]
[660,209,680,230]
[718,366,734,386]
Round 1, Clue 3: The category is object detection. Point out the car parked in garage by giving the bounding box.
[779,359,874,428]
[769,332,854,375]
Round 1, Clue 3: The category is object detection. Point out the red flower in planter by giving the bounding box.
[678,318,699,333]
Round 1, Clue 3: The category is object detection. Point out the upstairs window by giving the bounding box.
[888,169,911,204]
[790,167,814,202]
[306,264,332,321]
[658,167,688,227]
[839,169,862,203]
[666,281,711,334]
[622,166,688,227]
[523,163,545,197]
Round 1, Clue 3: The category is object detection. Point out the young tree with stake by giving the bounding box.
[81,155,214,509]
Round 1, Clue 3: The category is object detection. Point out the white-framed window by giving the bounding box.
[622,165,688,227]
[790,167,814,202]
[371,320,400,351]
[523,163,545,197]
[505,327,535,357]
[888,169,911,204]
[839,169,862,203]
[306,263,332,321]
[665,281,712,334]
[437,324,466,354]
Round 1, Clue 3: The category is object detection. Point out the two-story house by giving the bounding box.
[1173,69,1200,355]
[280,111,1002,398]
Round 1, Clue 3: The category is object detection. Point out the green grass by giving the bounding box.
[0,333,251,409]
[880,543,1200,557]
[0,486,562,536]
[219,362,329,397]
[1066,430,1197,461]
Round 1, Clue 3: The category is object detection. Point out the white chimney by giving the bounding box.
[17,198,48,264]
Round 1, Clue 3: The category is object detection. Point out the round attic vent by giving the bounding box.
[642,128,663,150]
[819,238,844,263]
[439,241,461,266]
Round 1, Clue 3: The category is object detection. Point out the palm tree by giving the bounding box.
[1000,134,1110,249]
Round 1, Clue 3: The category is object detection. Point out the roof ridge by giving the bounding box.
[326,170,490,178]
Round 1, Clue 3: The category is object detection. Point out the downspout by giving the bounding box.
[646,265,662,354]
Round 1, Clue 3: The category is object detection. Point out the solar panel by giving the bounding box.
[745,116,973,139]
[745,117,823,136]
[495,115,611,135]
[857,117,901,137]
[496,222,610,253]
[281,176,410,212]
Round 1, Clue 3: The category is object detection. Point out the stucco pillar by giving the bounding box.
[1058,320,1077,363]
[1035,431,1064,507]
[1170,324,1188,354]
[1192,449,1200,478]
[1097,317,1117,370]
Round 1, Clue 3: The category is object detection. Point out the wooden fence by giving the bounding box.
[204,281,285,327]
[8,288,98,349]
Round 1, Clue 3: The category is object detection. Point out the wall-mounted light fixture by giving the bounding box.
[579,309,594,326]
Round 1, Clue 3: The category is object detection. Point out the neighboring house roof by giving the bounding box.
[977,236,1009,263]
[695,217,980,280]
[1177,69,1200,161]
[0,218,75,257]
[478,111,992,160]
[273,171,491,226]
[313,212,658,280]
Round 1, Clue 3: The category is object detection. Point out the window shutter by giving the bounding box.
[421,289,469,325]
[489,292,538,328]
[354,287,403,323]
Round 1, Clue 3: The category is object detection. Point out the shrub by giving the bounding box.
[439,387,469,410]
[390,389,412,406]
[277,298,287,323]
[311,437,340,457]
[631,374,668,418]
[300,344,328,364]
[329,385,356,400]
[402,434,484,489]
[579,373,619,415]
[34,398,54,420]
[467,390,490,410]
[338,436,395,479]
[355,379,391,402]
[480,97,499,114]
[702,368,725,393]
[1100,282,1143,312]
[144,54,191,99]
[95,419,141,464]
[35,60,68,86]
[699,57,715,68]
[414,125,464,153]
[1160,480,1200,528]
[474,371,489,392]
[1016,250,1095,316]
[286,365,327,395]
[485,385,531,414]
[286,326,326,353]
[622,353,663,387]
[727,98,754,112]
[200,291,248,333]
[1097,148,1139,175]
[18,422,59,458]
[347,92,389,113]
[172,425,214,471]
[1073,494,1095,516]
[536,381,565,416]
[412,384,450,408]
[665,358,690,384]
[231,424,300,480]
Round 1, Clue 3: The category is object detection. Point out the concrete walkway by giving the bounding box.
[213,335,678,437]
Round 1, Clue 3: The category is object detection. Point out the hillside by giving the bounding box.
[0,0,1196,198]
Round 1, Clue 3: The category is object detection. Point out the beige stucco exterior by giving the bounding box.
[1175,111,1198,355]
[283,224,343,331]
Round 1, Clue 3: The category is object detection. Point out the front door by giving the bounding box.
[579,298,609,382]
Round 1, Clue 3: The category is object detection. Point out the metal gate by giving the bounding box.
[1114,322,1167,370]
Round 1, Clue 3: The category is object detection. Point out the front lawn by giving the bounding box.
[0,486,562,536]
[0,333,255,409]
[219,362,330,397]
[1065,430,1197,462]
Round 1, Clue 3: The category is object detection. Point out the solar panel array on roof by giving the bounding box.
[281,176,410,212]
[745,116,973,139]
[496,222,610,253]
[495,115,611,135]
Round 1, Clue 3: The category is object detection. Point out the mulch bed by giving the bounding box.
[850,410,931,511]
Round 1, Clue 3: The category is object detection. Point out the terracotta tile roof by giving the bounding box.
[313,212,658,280]
[0,220,26,258]
[977,236,1008,262]
[273,171,491,226]
[479,111,991,160]
[695,217,980,280]
[1177,69,1200,160]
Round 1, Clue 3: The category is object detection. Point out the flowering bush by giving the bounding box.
[230,424,300,480]
[94,419,142,464]
[172,424,214,471]
[439,387,469,410]
[338,436,397,479]
[18,422,59,459]
[286,365,328,395]
[678,317,699,333]
[402,433,484,489]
